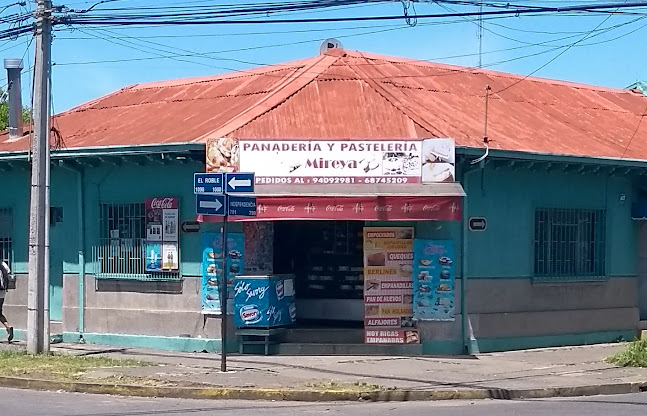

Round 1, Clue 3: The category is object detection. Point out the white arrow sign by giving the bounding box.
[228,177,251,190]
[200,199,223,211]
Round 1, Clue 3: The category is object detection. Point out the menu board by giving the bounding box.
[145,197,179,272]
[412,240,455,321]
[363,227,419,344]
[200,231,245,315]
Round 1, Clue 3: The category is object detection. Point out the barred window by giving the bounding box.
[92,203,179,281]
[0,208,12,270]
[534,208,606,281]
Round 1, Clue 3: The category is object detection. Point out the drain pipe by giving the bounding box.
[461,165,478,355]
[58,161,86,342]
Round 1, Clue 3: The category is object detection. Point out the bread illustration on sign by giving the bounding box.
[366,252,386,266]
[206,138,239,172]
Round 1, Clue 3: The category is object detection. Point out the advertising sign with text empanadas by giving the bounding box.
[363,227,418,344]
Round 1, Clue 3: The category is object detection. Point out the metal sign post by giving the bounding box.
[219,218,228,373]
[195,172,256,372]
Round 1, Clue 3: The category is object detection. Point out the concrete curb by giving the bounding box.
[0,376,645,402]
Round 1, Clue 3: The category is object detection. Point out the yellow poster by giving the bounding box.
[363,227,417,344]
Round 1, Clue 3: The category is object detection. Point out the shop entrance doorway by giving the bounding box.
[273,221,365,328]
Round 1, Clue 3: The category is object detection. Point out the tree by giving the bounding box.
[0,87,31,132]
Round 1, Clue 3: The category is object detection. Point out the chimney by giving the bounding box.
[4,58,24,139]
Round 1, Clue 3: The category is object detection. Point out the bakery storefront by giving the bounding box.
[203,138,464,347]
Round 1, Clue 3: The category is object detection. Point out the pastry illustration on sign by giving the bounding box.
[206,137,239,172]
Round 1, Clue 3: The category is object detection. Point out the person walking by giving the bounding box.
[0,260,14,342]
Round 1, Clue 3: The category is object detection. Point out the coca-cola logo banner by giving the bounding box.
[147,197,178,210]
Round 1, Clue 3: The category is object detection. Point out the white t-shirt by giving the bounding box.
[0,261,10,298]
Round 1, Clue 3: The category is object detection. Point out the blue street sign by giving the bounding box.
[196,194,227,216]
[225,172,255,193]
[228,195,257,217]
[194,173,224,194]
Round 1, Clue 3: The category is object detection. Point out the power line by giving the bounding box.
[56,1,647,26]
[493,3,622,94]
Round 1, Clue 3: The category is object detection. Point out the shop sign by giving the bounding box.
[363,227,419,344]
[200,231,245,315]
[238,140,422,185]
[412,240,456,321]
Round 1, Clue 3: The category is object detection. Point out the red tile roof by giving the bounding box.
[2,49,647,161]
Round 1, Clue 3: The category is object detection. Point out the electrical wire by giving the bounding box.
[56,1,647,26]
[493,3,623,94]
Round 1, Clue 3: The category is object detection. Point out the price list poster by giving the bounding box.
[363,227,419,345]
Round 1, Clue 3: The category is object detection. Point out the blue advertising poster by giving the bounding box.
[412,240,455,321]
[145,243,162,273]
[201,231,244,315]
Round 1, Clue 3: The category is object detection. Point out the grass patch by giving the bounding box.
[605,339,647,368]
[0,350,151,381]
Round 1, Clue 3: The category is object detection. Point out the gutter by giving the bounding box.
[460,162,482,355]
[0,142,205,160]
[456,146,647,169]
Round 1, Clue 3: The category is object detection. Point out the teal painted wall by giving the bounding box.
[0,167,30,273]
[462,165,636,279]
[0,160,251,280]
[83,161,210,277]
[1,161,637,282]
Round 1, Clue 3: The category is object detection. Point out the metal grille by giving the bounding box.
[534,208,606,281]
[92,203,180,281]
[0,208,13,269]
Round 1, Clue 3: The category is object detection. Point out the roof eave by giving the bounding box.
[0,142,205,160]
[457,146,647,168]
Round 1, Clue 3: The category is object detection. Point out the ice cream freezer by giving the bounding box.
[233,274,297,329]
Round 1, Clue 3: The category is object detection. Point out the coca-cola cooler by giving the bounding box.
[233,275,296,328]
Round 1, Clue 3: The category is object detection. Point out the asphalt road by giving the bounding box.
[3,388,647,416]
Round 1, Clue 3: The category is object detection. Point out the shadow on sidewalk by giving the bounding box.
[60,344,625,392]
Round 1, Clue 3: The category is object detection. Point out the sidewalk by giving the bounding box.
[1,341,646,401]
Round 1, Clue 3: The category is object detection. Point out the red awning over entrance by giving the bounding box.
[197,183,465,222]
[243,195,461,221]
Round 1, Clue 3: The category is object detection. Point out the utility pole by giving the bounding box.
[27,0,52,355]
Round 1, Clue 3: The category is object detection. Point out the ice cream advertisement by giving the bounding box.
[412,240,456,321]
[200,231,244,315]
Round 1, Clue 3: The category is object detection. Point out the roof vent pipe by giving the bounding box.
[4,58,24,139]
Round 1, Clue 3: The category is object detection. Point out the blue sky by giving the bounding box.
[2,0,647,112]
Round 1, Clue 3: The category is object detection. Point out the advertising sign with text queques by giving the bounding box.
[145,197,179,273]
[363,227,419,345]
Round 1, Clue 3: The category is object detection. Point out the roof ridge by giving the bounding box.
[342,50,635,95]
[345,53,446,138]
[191,53,341,142]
